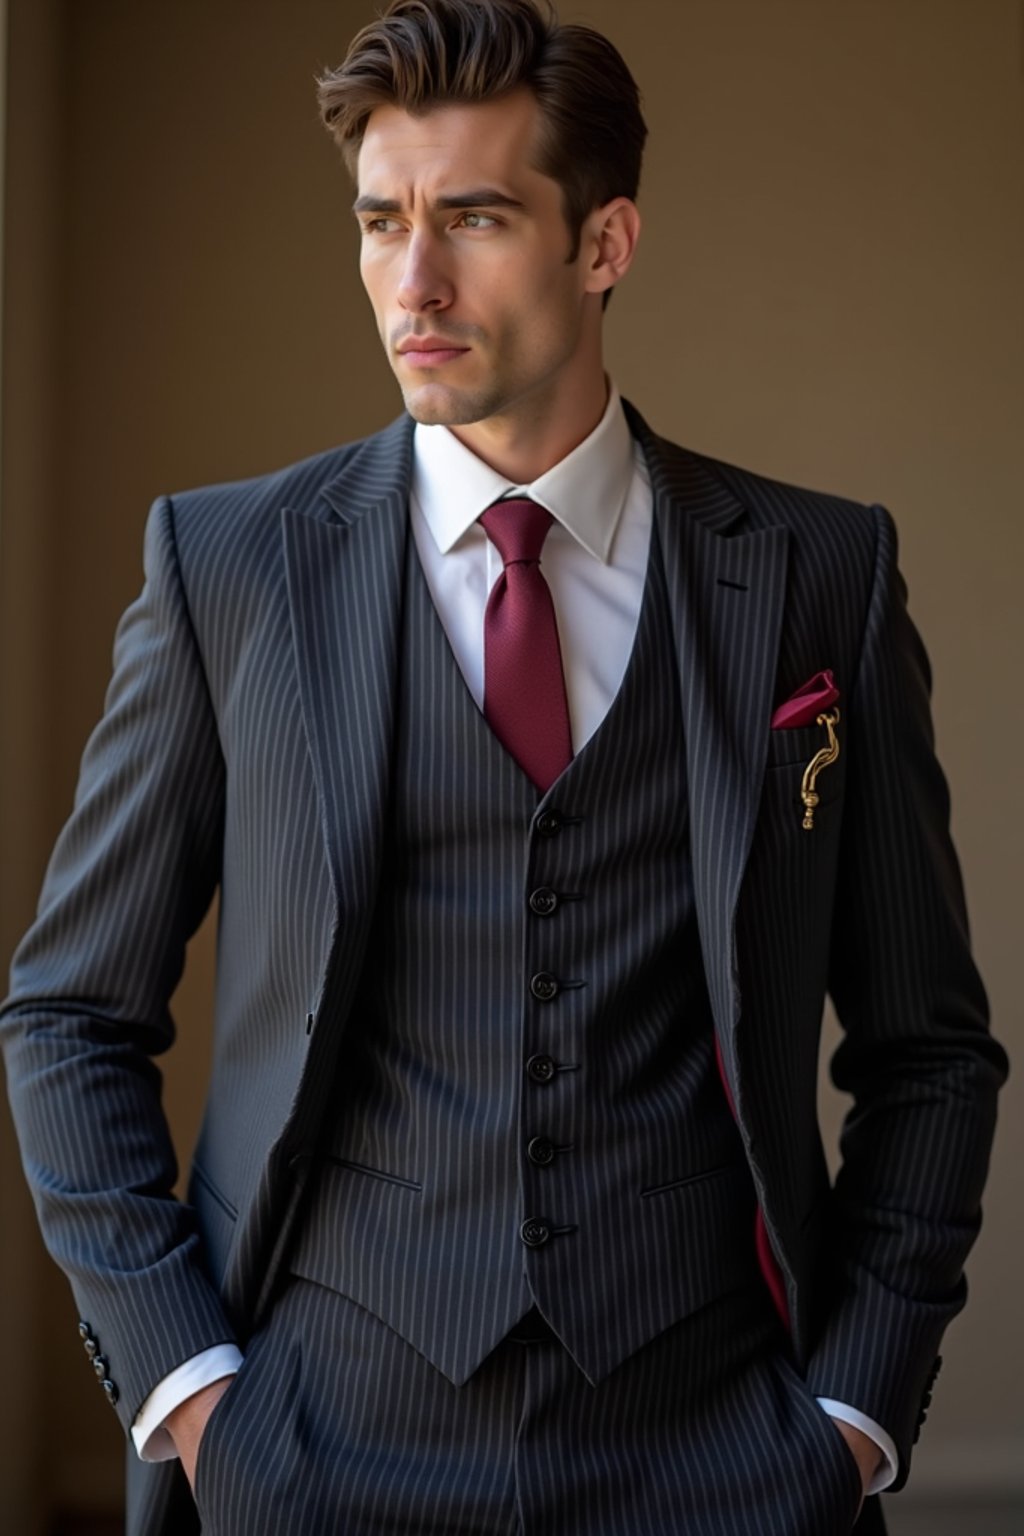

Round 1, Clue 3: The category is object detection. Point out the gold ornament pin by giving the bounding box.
[800,709,840,830]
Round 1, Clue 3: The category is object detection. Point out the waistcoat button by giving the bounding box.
[535,810,562,838]
[530,972,560,1002]
[520,1218,551,1248]
[527,1136,556,1166]
[526,1054,556,1084]
[528,887,558,916]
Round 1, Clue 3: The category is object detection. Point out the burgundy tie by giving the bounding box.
[479,497,572,793]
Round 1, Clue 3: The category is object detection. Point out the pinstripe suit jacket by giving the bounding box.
[1,402,1006,1486]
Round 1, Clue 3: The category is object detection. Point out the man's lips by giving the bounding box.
[397,339,471,367]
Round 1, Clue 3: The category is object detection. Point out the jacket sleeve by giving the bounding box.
[804,502,1008,1483]
[1,494,237,1436]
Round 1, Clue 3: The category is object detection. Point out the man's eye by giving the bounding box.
[457,212,498,229]
[363,218,401,234]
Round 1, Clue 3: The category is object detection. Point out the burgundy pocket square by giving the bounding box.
[771,669,840,729]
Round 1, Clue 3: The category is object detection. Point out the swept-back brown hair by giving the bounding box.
[317,0,646,262]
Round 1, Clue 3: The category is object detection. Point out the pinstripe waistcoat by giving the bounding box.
[1,401,1004,1516]
[288,516,756,1387]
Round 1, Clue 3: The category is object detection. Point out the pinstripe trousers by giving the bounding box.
[191,1273,876,1535]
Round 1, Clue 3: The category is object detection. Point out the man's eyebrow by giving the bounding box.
[352,189,525,215]
[352,196,402,214]
[435,190,525,211]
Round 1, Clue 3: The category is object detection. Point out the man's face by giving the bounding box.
[355,89,598,433]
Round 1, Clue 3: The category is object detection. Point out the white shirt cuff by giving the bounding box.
[816,1397,898,1494]
[131,1344,243,1461]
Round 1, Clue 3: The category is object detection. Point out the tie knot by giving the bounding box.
[479,497,554,567]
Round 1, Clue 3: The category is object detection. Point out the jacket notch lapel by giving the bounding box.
[657,495,790,1107]
[281,426,411,1029]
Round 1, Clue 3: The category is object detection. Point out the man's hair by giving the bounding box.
[317,0,646,262]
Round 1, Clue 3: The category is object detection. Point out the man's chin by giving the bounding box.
[399,381,496,428]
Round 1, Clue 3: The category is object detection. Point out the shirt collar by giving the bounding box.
[411,381,635,564]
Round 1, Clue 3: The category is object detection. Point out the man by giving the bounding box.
[1,1,1006,1532]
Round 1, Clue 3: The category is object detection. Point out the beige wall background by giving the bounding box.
[2,1,1021,1529]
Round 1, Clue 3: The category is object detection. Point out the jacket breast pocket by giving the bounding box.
[766,722,837,771]
[765,718,845,821]
[761,728,847,854]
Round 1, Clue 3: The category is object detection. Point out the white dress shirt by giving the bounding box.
[408,380,650,753]
[133,384,896,1493]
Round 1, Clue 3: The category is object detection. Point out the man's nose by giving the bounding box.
[396,233,453,313]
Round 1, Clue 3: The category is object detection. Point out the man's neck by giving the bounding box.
[447,373,610,483]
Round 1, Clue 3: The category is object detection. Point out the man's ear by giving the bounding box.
[581,197,641,300]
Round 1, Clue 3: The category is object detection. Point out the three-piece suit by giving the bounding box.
[1,402,1005,1535]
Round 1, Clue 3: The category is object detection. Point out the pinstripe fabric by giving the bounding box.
[1,404,1005,1536]
[190,1276,869,1536]
[290,519,757,1387]
[290,519,540,1380]
[634,407,1004,1446]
